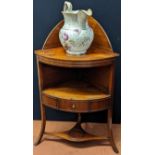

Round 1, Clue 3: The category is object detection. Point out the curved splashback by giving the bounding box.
[42,17,113,51]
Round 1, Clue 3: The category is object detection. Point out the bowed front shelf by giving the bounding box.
[34,17,119,153]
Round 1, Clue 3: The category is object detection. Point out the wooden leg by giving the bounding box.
[107,109,119,153]
[34,104,46,146]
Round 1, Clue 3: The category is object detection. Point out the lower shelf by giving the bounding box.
[44,122,110,142]
[42,80,110,101]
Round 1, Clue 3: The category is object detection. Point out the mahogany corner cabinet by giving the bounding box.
[34,17,119,153]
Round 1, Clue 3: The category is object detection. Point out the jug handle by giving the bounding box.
[63,1,72,12]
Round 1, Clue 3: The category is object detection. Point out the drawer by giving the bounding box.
[42,94,112,113]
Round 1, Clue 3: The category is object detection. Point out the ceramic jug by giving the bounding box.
[59,1,94,55]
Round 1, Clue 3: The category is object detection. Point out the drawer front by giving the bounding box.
[42,95,112,113]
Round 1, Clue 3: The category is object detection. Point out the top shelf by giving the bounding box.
[35,17,119,68]
[35,47,119,68]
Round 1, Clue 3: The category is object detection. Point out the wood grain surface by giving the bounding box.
[36,47,118,61]
[42,80,110,101]
[35,47,118,68]
[33,121,121,155]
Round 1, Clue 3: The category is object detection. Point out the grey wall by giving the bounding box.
[33,0,121,123]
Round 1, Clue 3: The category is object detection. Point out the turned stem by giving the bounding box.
[77,113,81,124]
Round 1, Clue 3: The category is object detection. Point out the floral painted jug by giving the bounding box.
[59,1,94,55]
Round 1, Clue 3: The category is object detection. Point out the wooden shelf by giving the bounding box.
[42,80,110,101]
[44,122,109,142]
[35,47,119,68]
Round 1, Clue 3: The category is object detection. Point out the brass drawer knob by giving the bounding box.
[72,103,76,109]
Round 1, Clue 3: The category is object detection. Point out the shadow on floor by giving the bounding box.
[41,138,111,148]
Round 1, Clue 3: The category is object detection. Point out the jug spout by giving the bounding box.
[81,9,93,16]
[78,9,93,29]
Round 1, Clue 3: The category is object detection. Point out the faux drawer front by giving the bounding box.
[42,95,112,113]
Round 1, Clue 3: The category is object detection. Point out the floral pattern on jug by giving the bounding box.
[59,1,94,55]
